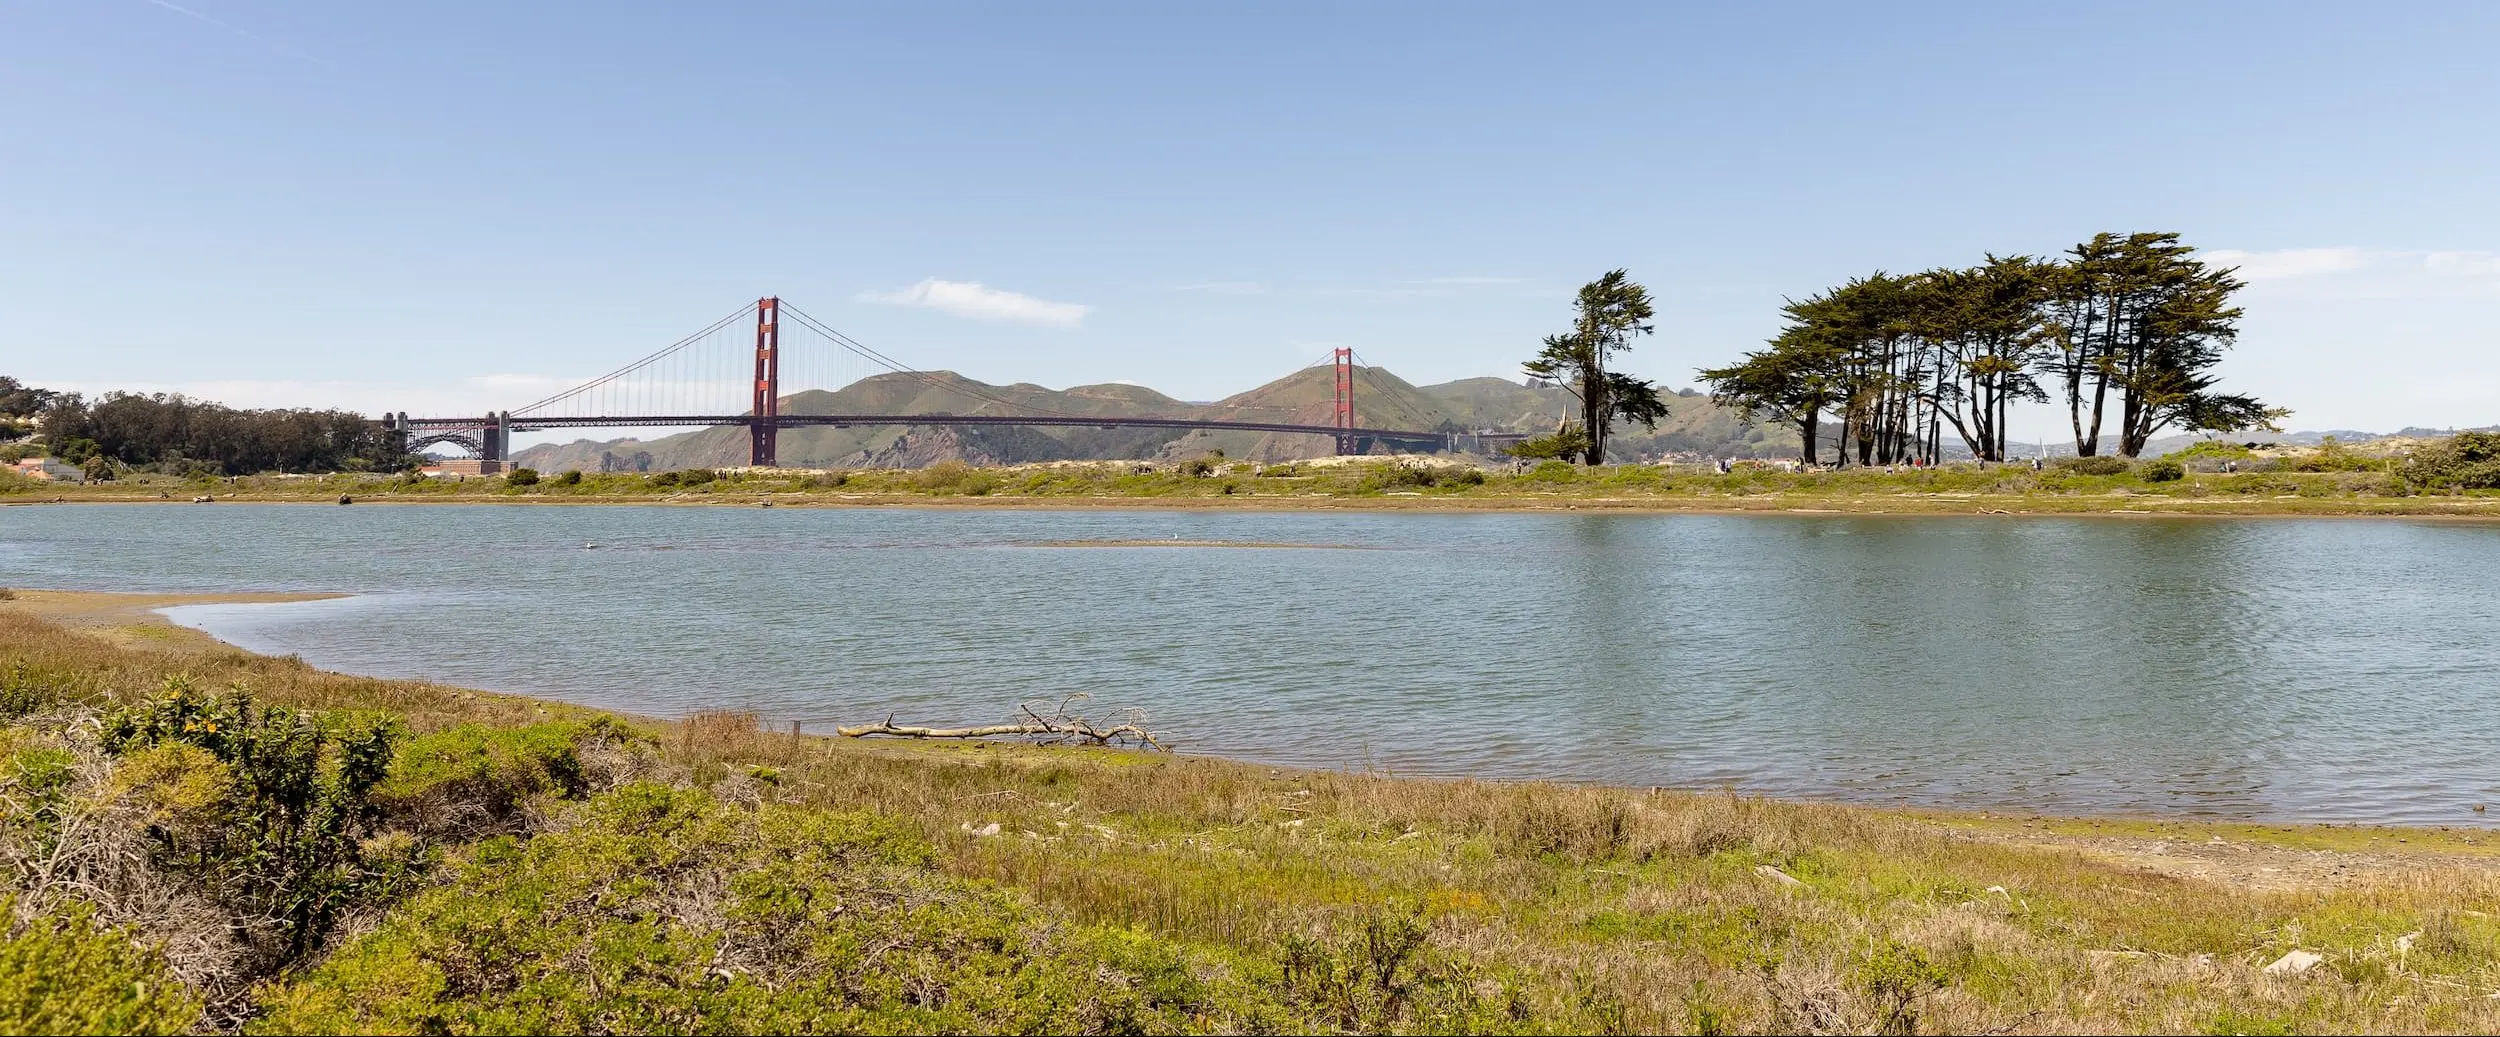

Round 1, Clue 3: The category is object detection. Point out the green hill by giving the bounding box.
[511,367,1795,471]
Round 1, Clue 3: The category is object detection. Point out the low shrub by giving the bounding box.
[2166,440,2256,462]
[2055,455,2130,476]
[1526,460,1580,483]
[914,461,999,495]
[100,679,404,957]
[0,664,52,721]
[1358,464,1436,491]
[255,785,1214,1033]
[0,898,198,1036]
[373,720,624,834]
[2401,430,2500,490]
[1505,428,1590,462]
[550,470,582,487]
[256,784,1557,1035]
[504,468,539,487]
[2138,459,2185,482]
[2276,439,2390,473]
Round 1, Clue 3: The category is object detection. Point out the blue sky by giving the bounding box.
[5,1,2497,442]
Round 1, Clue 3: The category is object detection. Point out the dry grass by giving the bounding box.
[6,601,2500,1032]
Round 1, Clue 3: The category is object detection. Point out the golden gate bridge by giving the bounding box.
[387,297,1458,468]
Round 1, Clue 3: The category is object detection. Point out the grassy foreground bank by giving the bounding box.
[3,592,2498,1034]
[12,455,2500,518]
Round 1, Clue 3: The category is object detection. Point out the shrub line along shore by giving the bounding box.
[4,587,2499,1033]
[16,491,2500,519]
[13,458,2500,519]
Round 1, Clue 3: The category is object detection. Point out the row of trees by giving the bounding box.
[3,378,407,476]
[1700,232,2282,464]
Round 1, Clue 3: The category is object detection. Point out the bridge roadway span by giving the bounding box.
[397,413,1459,451]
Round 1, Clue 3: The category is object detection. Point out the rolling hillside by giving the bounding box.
[512,367,1796,471]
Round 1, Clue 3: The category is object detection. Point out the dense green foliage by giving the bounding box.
[10,377,407,475]
[1701,233,2282,464]
[372,720,611,832]
[2057,455,2132,476]
[0,899,197,1036]
[101,682,404,956]
[1523,270,1671,465]
[255,784,1555,1035]
[1503,426,1591,462]
[2401,430,2500,489]
[0,376,54,444]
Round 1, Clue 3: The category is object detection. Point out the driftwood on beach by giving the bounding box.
[838,697,1166,750]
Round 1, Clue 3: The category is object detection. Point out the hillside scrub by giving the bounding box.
[4,602,2500,1033]
[2401,430,2500,490]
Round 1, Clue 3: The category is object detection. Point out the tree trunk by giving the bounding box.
[1580,373,1604,465]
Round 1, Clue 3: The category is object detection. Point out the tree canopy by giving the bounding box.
[13,380,409,476]
[1523,270,1671,465]
[1699,233,2281,464]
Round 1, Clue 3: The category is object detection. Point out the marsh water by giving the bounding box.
[4,502,2494,825]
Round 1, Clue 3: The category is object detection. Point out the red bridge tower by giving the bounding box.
[750,297,780,467]
[1332,347,1356,455]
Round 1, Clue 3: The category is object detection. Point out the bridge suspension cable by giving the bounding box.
[393,294,1455,469]
[779,302,1096,419]
[1352,349,1442,432]
[507,302,757,418]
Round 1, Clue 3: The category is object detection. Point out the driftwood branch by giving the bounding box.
[838,699,1166,751]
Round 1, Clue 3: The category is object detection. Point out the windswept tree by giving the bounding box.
[2041,232,2282,456]
[1523,270,1670,465]
[1700,326,1841,465]
[1918,255,2055,461]
[1722,234,2277,467]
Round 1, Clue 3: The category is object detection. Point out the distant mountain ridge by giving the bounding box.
[510,366,1797,471]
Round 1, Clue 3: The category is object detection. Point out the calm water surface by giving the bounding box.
[4,503,2494,825]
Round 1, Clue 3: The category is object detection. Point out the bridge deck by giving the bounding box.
[398,413,1451,444]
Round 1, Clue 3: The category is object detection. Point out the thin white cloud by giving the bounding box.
[2201,247,2372,280]
[1173,281,1269,295]
[2424,251,2500,278]
[857,278,1089,328]
[141,0,333,68]
[2196,247,2500,295]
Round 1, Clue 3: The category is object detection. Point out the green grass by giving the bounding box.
[2,605,2498,1033]
[23,457,2500,518]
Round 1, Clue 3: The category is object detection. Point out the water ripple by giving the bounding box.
[6,505,2496,826]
